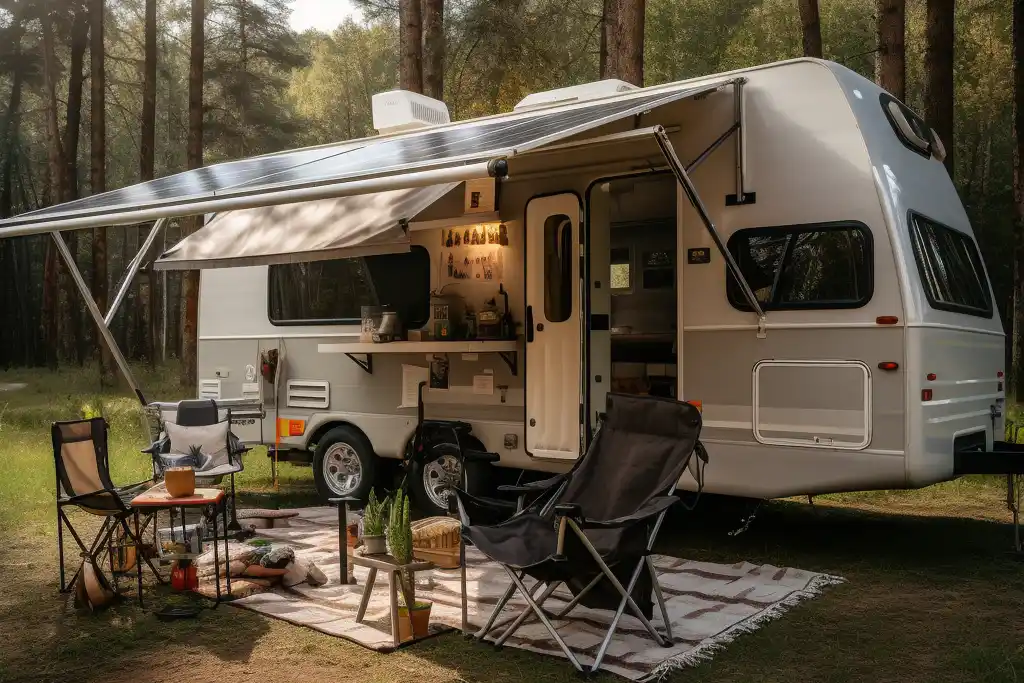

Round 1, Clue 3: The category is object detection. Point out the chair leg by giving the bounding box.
[485,575,546,636]
[591,559,653,674]
[227,473,241,531]
[493,581,561,648]
[57,504,67,593]
[553,571,603,618]
[647,556,673,641]
[501,567,583,673]
[475,579,519,640]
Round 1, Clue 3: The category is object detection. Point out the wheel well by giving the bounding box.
[306,420,376,455]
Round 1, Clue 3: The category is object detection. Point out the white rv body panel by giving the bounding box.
[194,58,1004,502]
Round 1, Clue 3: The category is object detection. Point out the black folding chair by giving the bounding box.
[143,399,247,530]
[53,418,160,597]
[454,393,705,675]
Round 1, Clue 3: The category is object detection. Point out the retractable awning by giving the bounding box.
[0,79,731,237]
[154,183,456,270]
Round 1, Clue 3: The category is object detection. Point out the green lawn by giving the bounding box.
[1,366,1023,683]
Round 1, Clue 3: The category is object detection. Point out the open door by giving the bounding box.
[525,193,583,460]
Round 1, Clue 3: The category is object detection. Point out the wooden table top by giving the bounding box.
[349,548,435,573]
[131,482,225,508]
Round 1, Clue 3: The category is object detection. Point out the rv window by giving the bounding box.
[610,247,631,292]
[880,94,934,158]
[727,223,872,311]
[908,213,992,318]
[268,246,431,326]
[544,214,574,323]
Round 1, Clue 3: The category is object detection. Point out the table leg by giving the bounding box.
[134,510,144,607]
[337,503,350,585]
[390,570,400,647]
[223,499,231,600]
[356,568,377,623]
[212,504,222,607]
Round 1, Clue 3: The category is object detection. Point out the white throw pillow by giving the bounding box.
[164,420,231,470]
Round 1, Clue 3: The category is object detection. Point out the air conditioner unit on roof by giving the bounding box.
[372,90,451,135]
[513,79,640,112]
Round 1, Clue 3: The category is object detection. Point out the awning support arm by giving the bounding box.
[727,79,754,206]
[51,231,148,404]
[105,218,166,326]
[653,126,767,333]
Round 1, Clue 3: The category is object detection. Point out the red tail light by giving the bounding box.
[926,373,937,381]
[921,389,933,401]
[876,316,899,325]
[998,371,1004,378]
[878,362,899,371]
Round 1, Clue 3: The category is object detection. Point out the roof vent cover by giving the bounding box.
[372,90,451,135]
[513,79,640,112]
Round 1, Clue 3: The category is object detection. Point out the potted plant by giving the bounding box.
[361,489,389,555]
[387,490,431,641]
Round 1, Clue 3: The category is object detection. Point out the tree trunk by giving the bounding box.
[88,0,113,384]
[798,0,823,59]
[181,0,206,388]
[63,3,90,365]
[876,0,905,101]
[0,19,25,220]
[1011,0,1024,403]
[142,0,158,367]
[617,0,645,86]
[601,0,620,79]
[40,3,66,369]
[399,0,423,93]
[422,0,444,100]
[924,0,955,176]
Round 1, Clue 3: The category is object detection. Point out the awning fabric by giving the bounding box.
[154,183,456,270]
[0,79,732,237]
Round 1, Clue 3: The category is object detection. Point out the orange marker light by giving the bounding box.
[686,400,703,413]
[876,316,899,325]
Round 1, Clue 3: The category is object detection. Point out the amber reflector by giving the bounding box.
[876,316,899,325]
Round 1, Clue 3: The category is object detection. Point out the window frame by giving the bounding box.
[906,211,994,319]
[725,220,875,312]
[266,245,432,327]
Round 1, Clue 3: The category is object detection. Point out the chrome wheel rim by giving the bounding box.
[423,452,462,510]
[323,442,362,496]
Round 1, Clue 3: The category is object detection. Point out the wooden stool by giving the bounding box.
[350,549,435,647]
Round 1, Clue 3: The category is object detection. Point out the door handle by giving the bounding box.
[526,305,534,343]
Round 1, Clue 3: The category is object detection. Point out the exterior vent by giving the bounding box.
[198,379,222,400]
[241,382,261,401]
[514,79,639,112]
[372,90,451,135]
[286,380,330,409]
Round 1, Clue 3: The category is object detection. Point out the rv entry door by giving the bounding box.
[525,193,583,460]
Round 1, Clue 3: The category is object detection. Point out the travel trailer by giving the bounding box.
[0,58,1012,516]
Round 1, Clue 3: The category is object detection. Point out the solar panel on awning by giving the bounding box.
[154,183,457,270]
[0,79,731,237]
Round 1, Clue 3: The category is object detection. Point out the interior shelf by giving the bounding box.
[317,340,519,355]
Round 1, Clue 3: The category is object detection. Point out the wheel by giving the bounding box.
[410,440,492,516]
[312,426,377,503]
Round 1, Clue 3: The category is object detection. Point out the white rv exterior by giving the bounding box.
[192,58,1005,511]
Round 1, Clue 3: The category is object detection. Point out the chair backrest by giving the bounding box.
[558,393,702,523]
[51,418,114,498]
[176,399,219,426]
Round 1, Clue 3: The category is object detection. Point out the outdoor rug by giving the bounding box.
[230,507,844,680]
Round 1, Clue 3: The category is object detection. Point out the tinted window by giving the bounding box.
[544,214,574,322]
[268,246,430,326]
[908,213,992,318]
[727,223,872,310]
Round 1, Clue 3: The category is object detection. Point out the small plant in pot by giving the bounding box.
[361,489,389,555]
[387,490,431,641]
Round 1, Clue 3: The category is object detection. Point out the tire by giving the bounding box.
[410,440,492,516]
[312,425,377,504]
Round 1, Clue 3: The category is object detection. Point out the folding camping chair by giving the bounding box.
[143,399,247,530]
[454,393,705,675]
[53,418,160,597]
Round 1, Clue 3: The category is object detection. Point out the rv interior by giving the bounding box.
[595,173,678,400]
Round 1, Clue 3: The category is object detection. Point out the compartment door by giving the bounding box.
[525,193,583,460]
[753,360,871,449]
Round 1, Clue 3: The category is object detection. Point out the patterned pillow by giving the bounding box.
[164,420,230,470]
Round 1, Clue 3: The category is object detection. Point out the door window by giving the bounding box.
[544,214,574,322]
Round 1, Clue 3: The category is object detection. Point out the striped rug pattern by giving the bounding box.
[230,507,843,680]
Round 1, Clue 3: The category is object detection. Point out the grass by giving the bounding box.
[1,365,1024,683]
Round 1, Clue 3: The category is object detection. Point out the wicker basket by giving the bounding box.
[411,516,461,569]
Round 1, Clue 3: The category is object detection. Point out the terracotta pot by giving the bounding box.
[165,466,196,498]
[362,535,387,555]
[397,602,432,642]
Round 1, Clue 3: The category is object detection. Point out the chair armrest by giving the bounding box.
[577,496,678,530]
[141,436,169,455]
[554,503,582,519]
[497,473,566,495]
